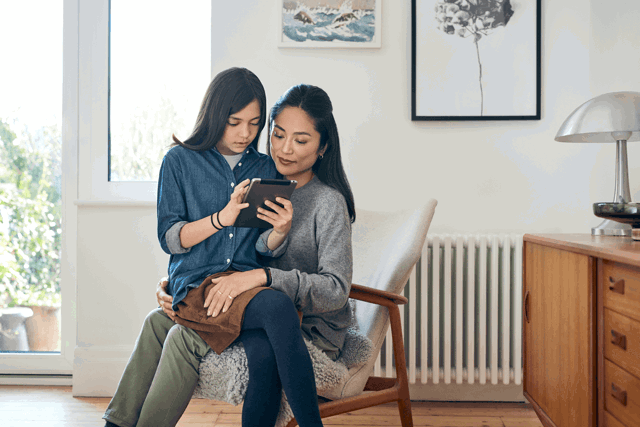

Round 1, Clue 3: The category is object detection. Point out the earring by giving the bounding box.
[318,154,323,160]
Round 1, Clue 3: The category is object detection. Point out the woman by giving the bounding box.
[102,69,321,427]
[158,84,356,426]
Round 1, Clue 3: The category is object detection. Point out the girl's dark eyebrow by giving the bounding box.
[229,115,261,121]
[273,123,311,136]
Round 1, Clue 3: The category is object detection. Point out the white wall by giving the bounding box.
[72,0,640,397]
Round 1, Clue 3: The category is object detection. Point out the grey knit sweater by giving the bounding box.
[257,176,353,350]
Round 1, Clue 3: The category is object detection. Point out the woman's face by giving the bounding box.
[216,99,261,156]
[270,106,325,188]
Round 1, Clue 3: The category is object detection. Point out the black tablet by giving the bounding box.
[233,178,297,228]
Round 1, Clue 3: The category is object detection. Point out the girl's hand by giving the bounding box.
[217,179,251,227]
[204,270,267,317]
[156,277,176,321]
[258,197,293,249]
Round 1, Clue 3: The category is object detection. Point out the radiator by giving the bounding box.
[375,234,524,386]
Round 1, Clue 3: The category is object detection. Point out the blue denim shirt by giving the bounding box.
[157,145,277,309]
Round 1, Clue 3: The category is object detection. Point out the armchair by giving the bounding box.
[192,198,437,427]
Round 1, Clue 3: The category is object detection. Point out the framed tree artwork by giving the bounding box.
[411,0,541,121]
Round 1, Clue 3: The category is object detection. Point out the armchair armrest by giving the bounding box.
[349,283,408,306]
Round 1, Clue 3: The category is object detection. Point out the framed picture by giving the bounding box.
[411,0,541,121]
[278,0,382,48]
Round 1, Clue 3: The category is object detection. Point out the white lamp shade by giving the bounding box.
[555,91,640,142]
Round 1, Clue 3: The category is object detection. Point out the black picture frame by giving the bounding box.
[411,0,541,121]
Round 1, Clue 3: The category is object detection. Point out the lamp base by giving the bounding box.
[591,218,632,236]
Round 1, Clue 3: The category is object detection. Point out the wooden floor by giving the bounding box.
[0,386,543,427]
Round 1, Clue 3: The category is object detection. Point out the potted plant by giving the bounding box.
[0,187,61,351]
[0,120,62,352]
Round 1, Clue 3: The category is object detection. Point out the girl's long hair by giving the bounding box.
[267,84,355,223]
[172,67,267,151]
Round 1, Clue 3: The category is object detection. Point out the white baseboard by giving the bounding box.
[0,374,73,386]
[409,382,525,402]
[72,345,132,397]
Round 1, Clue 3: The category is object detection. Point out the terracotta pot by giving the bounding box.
[23,306,61,352]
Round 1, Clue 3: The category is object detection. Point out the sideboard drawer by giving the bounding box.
[602,260,640,322]
[603,411,626,427]
[604,309,640,379]
[604,360,640,427]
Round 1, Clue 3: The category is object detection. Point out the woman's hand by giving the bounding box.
[204,269,268,317]
[258,197,293,250]
[156,277,176,321]
[217,178,251,227]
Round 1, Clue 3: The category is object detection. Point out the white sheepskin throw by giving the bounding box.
[192,326,373,427]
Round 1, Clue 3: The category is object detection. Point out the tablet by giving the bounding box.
[233,178,297,228]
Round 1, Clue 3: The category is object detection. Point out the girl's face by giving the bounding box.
[270,106,325,188]
[216,99,261,155]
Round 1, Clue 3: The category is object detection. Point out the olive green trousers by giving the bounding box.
[103,308,211,427]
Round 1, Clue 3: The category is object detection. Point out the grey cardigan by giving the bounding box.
[257,176,353,350]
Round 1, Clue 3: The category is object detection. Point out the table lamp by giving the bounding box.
[555,91,640,236]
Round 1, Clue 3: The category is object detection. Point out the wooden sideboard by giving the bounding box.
[523,234,640,427]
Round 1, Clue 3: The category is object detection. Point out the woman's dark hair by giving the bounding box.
[267,84,355,223]
[172,67,267,151]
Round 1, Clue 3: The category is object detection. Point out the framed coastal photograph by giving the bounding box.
[278,0,382,48]
[411,0,541,121]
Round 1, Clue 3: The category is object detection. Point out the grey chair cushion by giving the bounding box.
[193,326,373,426]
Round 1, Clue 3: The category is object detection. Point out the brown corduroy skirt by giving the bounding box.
[173,271,271,354]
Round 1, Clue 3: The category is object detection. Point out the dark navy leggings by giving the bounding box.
[238,289,323,427]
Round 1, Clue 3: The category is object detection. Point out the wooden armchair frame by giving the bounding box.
[286,283,413,427]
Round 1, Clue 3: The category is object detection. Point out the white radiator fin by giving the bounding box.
[376,234,524,386]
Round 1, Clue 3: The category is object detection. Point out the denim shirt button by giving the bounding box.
[230,182,234,187]
[226,258,231,263]
[229,233,233,238]
[238,162,242,167]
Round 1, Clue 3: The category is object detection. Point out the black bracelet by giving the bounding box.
[216,210,227,228]
[263,267,272,287]
[211,213,222,230]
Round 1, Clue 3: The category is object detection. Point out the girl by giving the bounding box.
[158,84,356,426]
[103,69,322,427]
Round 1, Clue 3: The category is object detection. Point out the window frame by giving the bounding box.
[0,0,76,379]
[77,0,157,203]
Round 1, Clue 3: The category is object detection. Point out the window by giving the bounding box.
[109,0,211,182]
[0,1,63,355]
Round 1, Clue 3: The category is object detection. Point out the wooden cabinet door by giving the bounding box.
[524,242,596,427]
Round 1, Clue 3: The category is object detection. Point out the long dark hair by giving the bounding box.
[267,84,355,223]
[172,67,267,151]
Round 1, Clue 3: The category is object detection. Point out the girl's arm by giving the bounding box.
[178,179,251,249]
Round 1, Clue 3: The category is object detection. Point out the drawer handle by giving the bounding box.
[524,290,530,324]
[609,277,625,294]
[611,330,627,350]
[611,383,627,406]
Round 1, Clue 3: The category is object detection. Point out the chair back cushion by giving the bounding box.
[321,198,437,399]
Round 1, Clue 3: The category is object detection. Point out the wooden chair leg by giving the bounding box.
[398,396,413,427]
[389,304,414,427]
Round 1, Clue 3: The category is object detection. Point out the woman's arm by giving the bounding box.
[204,268,269,317]
[270,194,352,315]
[258,197,293,250]
[156,278,175,320]
[255,197,294,257]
